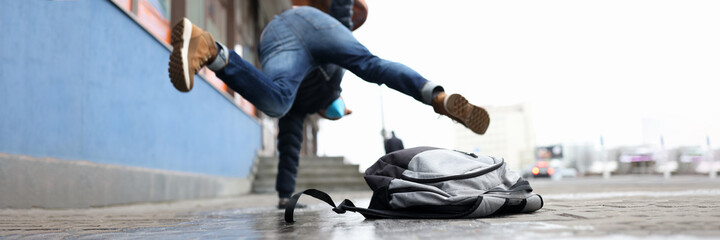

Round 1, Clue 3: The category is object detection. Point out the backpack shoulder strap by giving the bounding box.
[284,188,487,222]
[284,189,343,223]
[334,197,486,219]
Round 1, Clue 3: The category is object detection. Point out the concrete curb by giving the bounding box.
[0,153,251,208]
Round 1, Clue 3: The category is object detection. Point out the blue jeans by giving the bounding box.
[215,7,440,117]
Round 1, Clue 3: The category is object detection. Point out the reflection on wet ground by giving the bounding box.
[49,198,561,240]
[5,176,720,240]
[69,204,708,240]
[70,202,552,240]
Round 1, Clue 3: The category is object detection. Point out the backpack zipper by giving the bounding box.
[400,160,504,183]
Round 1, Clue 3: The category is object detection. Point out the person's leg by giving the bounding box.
[213,46,311,117]
[213,13,314,117]
[170,16,313,118]
[281,7,436,103]
[286,7,490,134]
[275,112,304,202]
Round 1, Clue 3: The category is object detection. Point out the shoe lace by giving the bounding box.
[194,55,212,74]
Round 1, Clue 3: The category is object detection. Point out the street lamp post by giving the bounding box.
[601,136,611,179]
[708,136,716,179]
[661,136,671,179]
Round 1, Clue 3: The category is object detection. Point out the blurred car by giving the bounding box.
[522,161,555,178]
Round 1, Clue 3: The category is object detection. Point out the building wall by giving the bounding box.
[453,104,536,171]
[0,0,262,207]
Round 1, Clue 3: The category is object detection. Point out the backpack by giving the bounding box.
[285,146,543,222]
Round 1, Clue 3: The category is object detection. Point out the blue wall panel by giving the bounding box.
[0,0,261,178]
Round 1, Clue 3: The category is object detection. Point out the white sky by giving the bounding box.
[317,0,720,170]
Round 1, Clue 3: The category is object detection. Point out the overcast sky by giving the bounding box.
[316,0,720,170]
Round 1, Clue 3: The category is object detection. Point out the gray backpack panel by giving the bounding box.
[284,147,543,222]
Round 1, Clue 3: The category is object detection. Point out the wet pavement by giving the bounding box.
[2,175,720,239]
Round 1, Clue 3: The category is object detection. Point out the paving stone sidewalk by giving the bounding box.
[1,175,720,239]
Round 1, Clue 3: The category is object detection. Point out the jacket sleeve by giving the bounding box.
[329,0,353,30]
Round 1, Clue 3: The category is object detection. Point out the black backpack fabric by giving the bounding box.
[285,146,543,222]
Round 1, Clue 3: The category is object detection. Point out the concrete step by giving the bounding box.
[252,176,369,193]
[252,156,368,193]
[255,165,362,180]
[257,156,345,163]
[256,157,349,170]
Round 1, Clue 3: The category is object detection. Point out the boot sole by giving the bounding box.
[445,94,490,134]
[169,18,193,92]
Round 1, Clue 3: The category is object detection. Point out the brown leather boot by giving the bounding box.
[432,92,490,135]
[168,18,218,92]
